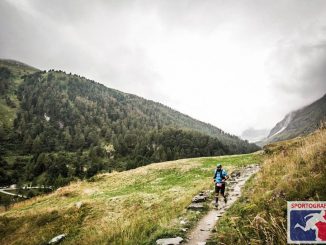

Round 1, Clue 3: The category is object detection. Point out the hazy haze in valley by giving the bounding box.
[1,0,326,135]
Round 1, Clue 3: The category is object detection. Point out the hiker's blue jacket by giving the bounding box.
[213,169,228,183]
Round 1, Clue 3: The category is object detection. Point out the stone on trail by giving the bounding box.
[192,195,207,203]
[188,203,205,210]
[48,234,66,244]
[180,220,187,225]
[200,228,210,231]
[156,237,183,245]
[230,170,241,178]
[198,191,206,196]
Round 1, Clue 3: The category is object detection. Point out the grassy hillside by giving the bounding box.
[210,126,326,244]
[0,153,261,245]
[0,60,38,141]
[0,59,38,75]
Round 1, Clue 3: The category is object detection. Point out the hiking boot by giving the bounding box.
[214,202,218,208]
[224,197,227,203]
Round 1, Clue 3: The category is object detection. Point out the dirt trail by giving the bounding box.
[185,164,260,245]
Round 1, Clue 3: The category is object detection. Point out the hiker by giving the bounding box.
[213,163,229,208]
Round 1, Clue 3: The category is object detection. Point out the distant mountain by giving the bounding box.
[0,59,259,186]
[262,94,326,144]
[241,128,269,143]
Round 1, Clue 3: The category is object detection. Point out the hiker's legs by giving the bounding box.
[215,184,219,206]
[221,184,227,203]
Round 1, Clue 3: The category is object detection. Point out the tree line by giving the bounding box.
[0,68,259,187]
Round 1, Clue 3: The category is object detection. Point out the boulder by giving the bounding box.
[75,201,83,209]
[230,170,241,178]
[48,234,66,244]
[192,195,207,203]
[156,237,183,245]
[180,220,187,225]
[187,203,205,210]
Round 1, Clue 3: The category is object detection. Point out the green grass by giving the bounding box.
[0,59,38,77]
[0,99,17,129]
[0,153,262,245]
[0,60,37,140]
[200,153,262,168]
[0,59,38,128]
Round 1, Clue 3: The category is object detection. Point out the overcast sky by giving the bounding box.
[1,0,326,136]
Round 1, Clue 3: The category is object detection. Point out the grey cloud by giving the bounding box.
[268,31,326,100]
[0,0,159,98]
[1,0,326,134]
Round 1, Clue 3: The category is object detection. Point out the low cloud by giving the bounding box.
[1,0,326,135]
[267,26,326,108]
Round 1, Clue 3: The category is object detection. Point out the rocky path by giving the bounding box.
[185,164,260,245]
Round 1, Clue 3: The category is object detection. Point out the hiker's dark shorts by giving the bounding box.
[215,183,225,195]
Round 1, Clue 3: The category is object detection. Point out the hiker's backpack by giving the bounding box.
[214,169,225,182]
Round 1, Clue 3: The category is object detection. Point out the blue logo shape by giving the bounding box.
[290,210,321,241]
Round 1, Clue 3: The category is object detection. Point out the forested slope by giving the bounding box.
[0,59,259,187]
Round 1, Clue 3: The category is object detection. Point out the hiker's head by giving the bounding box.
[216,163,222,170]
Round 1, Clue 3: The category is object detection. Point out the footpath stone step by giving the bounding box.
[184,164,261,245]
[188,203,205,210]
[156,237,183,245]
[192,195,208,203]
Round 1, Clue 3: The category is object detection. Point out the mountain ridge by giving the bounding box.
[261,93,326,145]
[0,59,259,187]
[0,58,244,141]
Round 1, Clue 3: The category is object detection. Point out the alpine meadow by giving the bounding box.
[1,1,326,245]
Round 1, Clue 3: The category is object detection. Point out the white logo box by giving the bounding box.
[288,201,326,244]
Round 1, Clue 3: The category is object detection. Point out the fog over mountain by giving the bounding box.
[241,128,269,143]
[1,0,326,135]
[262,93,326,144]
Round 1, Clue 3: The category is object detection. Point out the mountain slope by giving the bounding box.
[0,153,261,245]
[0,59,38,143]
[262,94,326,144]
[0,59,259,186]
